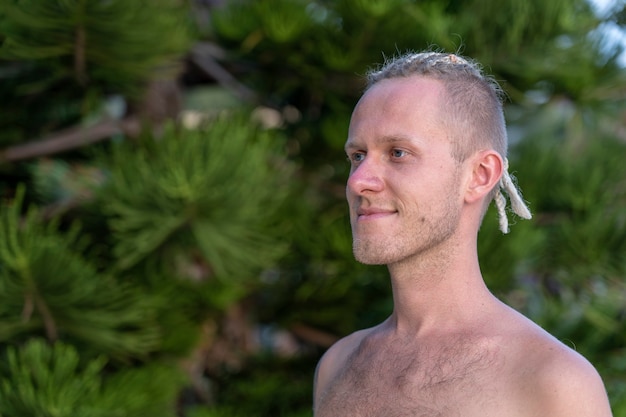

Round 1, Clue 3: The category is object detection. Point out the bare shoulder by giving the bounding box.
[313,327,372,408]
[503,309,612,416]
[522,337,612,416]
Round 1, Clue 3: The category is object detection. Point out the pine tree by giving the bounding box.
[1,0,625,415]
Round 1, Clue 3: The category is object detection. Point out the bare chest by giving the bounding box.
[316,339,503,417]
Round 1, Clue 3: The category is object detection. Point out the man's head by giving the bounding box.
[364,51,530,233]
[346,75,466,265]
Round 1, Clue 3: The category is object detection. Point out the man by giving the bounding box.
[313,52,612,416]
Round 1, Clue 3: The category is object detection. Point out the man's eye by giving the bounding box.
[391,149,407,158]
[349,152,365,163]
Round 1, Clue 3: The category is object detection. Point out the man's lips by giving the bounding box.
[356,208,397,220]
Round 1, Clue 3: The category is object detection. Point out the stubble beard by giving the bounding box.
[351,175,463,266]
[352,209,460,266]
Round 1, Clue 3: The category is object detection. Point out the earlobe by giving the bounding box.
[464,150,503,204]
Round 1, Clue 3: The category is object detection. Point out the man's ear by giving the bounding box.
[464,150,503,204]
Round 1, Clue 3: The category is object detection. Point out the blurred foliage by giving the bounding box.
[0,339,184,417]
[100,116,292,277]
[0,186,162,360]
[0,0,191,145]
[0,0,625,416]
[187,355,314,417]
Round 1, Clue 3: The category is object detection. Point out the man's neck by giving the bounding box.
[385,240,495,338]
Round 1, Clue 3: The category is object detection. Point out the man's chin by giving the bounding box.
[353,246,392,265]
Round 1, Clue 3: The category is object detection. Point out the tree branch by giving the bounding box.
[34,292,58,342]
[0,117,141,163]
[189,42,257,102]
[1,42,252,164]
[289,322,339,348]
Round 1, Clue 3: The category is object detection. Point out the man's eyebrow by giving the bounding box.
[345,135,415,151]
[344,140,359,151]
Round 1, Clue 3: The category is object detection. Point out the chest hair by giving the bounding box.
[317,335,501,417]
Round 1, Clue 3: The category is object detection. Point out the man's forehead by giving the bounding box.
[346,77,448,147]
[353,76,446,120]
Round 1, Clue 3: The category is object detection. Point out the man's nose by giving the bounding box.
[347,157,384,195]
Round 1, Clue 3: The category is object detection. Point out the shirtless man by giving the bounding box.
[313,52,612,417]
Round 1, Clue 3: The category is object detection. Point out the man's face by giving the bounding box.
[345,76,466,265]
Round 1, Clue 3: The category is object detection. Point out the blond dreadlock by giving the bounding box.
[494,159,532,233]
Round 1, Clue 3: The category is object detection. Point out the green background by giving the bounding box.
[0,0,625,415]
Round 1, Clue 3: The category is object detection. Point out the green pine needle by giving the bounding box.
[0,185,162,360]
[100,115,293,283]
